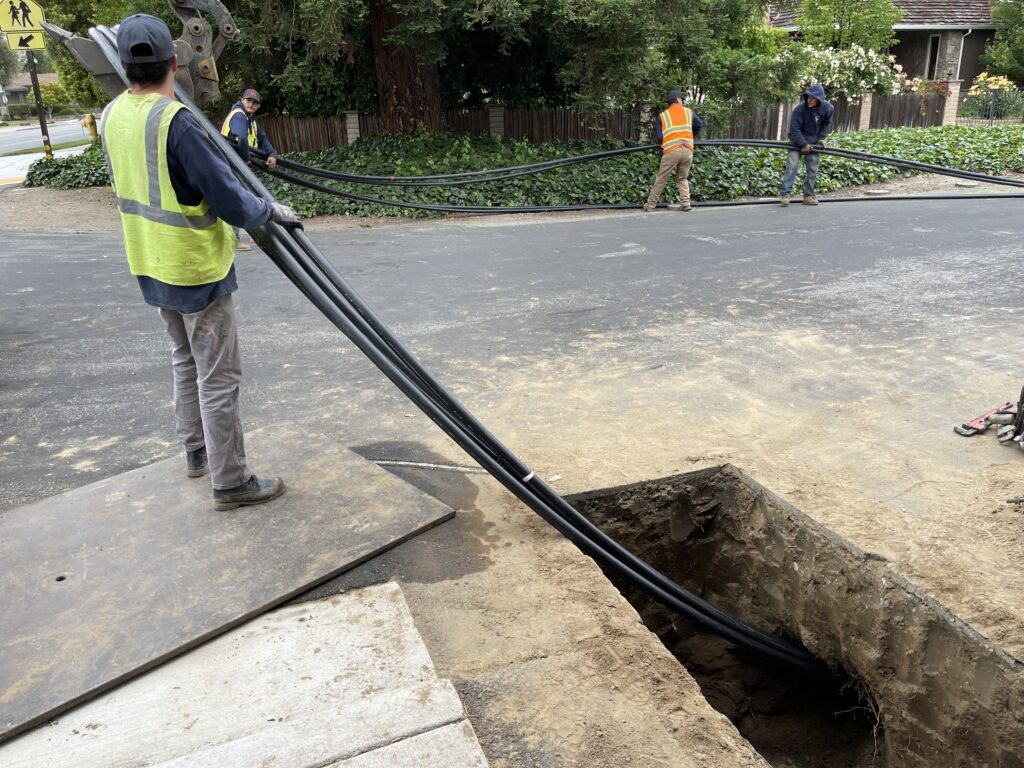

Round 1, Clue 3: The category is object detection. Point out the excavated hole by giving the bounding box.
[568,465,1024,768]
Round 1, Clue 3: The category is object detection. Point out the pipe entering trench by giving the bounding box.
[569,465,1024,768]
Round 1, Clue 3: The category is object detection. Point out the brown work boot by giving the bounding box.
[780,195,790,207]
[680,203,692,212]
[802,196,819,206]
[213,475,286,511]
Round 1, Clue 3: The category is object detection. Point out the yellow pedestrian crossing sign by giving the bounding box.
[5,30,43,50]
[1,0,44,34]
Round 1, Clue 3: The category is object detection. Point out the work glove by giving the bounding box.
[801,143,812,154]
[270,202,303,228]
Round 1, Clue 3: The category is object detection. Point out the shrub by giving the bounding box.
[261,125,1024,216]
[777,43,911,100]
[24,139,108,189]
[8,104,36,118]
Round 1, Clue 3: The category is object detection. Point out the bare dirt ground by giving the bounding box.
[5,174,1024,767]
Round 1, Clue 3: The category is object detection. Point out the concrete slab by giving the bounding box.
[326,722,490,767]
[0,583,488,767]
[0,428,454,744]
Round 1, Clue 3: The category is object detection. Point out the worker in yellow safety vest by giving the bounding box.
[221,88,279,250]
[643,90,704,213]
[100,14,301,510]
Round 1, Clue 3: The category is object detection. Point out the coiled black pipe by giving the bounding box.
[91,23,827,673]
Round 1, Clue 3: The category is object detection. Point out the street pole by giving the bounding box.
[26,51,52,160]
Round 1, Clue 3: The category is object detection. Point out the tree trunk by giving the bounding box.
[369,0,443,133]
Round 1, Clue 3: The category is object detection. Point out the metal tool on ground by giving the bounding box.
[954,402,1017,436]
[954,384,1024,459]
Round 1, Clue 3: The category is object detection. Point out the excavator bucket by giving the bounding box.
[42,0,238,103]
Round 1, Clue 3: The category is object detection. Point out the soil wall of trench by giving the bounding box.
[568,465,1024,768]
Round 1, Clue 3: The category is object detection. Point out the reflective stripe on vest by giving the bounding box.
[221,107,259,148]
[660,104,694,152]
[100,91,234,286]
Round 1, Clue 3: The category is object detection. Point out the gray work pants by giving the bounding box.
[159,294,250,490]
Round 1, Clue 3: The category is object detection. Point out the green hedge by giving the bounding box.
[23,125,1024,215]
[8,104,37,118]
[23,139,107,189]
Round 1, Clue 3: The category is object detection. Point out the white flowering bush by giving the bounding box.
[777,43,911,100]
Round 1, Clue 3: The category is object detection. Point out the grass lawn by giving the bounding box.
[1,138,92,157]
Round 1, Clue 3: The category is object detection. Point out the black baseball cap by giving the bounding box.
[242,89,262,102]
[117,14,176,64]
[666,90,683,104]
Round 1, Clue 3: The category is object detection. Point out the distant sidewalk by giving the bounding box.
[0,144,89,186]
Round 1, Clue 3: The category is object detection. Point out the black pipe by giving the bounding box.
[90,23,828,671]
[253,143,657,185]
[287,229,817,662]
[267,163,1024,214]
[258,138,1024,191]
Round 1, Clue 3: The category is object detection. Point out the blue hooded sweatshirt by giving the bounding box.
[788,83,834,147]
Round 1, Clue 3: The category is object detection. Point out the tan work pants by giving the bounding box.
[645,147,693,208]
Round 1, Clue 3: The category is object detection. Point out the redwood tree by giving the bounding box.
[369,0,443,132]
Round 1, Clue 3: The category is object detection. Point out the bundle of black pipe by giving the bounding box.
[89,24,823,674]
[252,136,1024,214]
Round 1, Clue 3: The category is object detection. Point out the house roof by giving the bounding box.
[3,72,59,93]
[769,1,994,29]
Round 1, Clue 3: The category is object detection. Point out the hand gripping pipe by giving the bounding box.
[91,23,828,673]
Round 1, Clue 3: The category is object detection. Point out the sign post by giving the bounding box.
[2,0,50,159]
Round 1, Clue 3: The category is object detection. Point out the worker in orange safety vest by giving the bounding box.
[643,90,704,213]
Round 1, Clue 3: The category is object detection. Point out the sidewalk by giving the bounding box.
[0,142,89,185]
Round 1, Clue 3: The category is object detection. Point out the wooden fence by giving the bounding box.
[869,92,945,129]
[256,92,951,152]
[260,115,348,154]
[502,107,641,142]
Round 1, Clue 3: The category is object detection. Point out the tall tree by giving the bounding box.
[984,0,1024,85]
[369,0,442,131]
[796,0,901,51]
[47,0,795,126]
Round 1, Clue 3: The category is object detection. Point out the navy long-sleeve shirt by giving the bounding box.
[136,108,274,311]
[224,101,277,164]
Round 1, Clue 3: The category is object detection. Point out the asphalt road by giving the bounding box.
[0,120,87,155]
[2,198,1023,510]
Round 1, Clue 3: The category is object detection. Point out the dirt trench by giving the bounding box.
[569,465,1024,768]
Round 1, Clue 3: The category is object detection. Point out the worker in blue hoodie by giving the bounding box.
[221,88,279,249]
[780,82,834,207]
